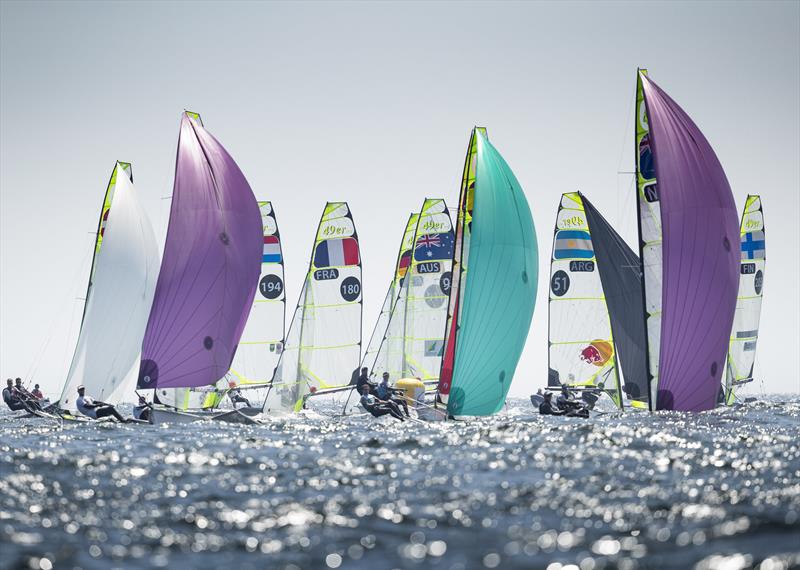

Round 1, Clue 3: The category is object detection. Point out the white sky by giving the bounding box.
[1,1,798,398]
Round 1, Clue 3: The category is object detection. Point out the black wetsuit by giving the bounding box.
[229,389,252,408]
[376,383,410,417]
[360,394,404,421]
[539,400,566,416]
[355,374,377,397]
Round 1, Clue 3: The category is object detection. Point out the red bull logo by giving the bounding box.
[580,340,613,367]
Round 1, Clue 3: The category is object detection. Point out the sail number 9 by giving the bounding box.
[340,276,361,302]
[259,275,284,299]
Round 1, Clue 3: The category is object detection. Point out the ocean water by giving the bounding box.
[1,397,798,570]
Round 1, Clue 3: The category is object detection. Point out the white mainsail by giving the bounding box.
[724,195,765,404]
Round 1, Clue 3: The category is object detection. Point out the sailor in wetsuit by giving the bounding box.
[227,382,252,408]
[3,378,26,411]
[12,378,42,412]
[375,372,410,417]
[359,385,405,421]
[355,367,377,396]
[75,385,127,422]
[31,384,44,400]
[132,395,152,422]
[538,392,566,416]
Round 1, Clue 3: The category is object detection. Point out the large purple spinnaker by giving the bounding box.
[137,113,262,390]
[641,74,739,412]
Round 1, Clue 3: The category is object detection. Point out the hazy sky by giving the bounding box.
[2,1,798,399]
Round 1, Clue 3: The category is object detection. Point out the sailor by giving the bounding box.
[359,385,405,421]
[538,392,566,416]
[132,395,152,422]
[3,378,26,411]
[13,378,42,412]
[75,385,127,422]
[227,382,252,408]
[31,384,44,400]
[376,372,410,417]
[355,367,377,396]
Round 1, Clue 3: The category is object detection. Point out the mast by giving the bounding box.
[634,68,657,412]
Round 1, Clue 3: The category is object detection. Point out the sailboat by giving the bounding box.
[262,202,362,414]
[634,69,739,412]
[367,198,453,383]
[57,162,159,418]
[435,127,539,417]
[137,111,263,424]
[723,195,765,404]
[547,191,648,411]
[223,201,286,406]
[343,199,454,416]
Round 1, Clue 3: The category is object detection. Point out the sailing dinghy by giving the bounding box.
[634,70,739,412]
[431,127,539,419]
[51,162,160,422]
[345,199,453,416]
[547,191,650,412]
[261,202,362,414]
[137,112,263,425]
[723,195,765,404]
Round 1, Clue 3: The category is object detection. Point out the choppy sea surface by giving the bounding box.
[1,396,799,570]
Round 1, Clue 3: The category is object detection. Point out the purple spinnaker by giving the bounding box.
[642,75,739,412]
[137,113,262,390]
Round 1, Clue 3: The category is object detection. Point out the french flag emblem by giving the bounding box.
[314,237,359,268]
[263,235,281,263]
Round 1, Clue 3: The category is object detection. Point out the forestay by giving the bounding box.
[61,162,159,408]
[724,195,765,404]
[263,202,362,413]
[361,213,419,380]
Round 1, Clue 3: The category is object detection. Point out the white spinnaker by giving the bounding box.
[60,164,159,408]
[227,202,285,398]
[725,195,765,402]
[548,193,619,400]
[263,202,362,413]
[636,71,663,409]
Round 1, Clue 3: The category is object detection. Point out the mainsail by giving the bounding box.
[137,112,262,394]
[361,213,419,378]
[263,202,362,413]
[635,70,739,411]
[724,195,765,404]
[61,162,159,408]
[369,198,454,382]
[227,201,286,390]
[547,193,623,409]
[438,128,539,416]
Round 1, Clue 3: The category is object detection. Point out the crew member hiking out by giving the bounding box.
[359,385,405,421]
[376,372,410,417]
[12,378,42,412]
[539,392,566,416]
[75,385,127,422]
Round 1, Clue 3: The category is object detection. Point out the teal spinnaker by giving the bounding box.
[447,130,538,415]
